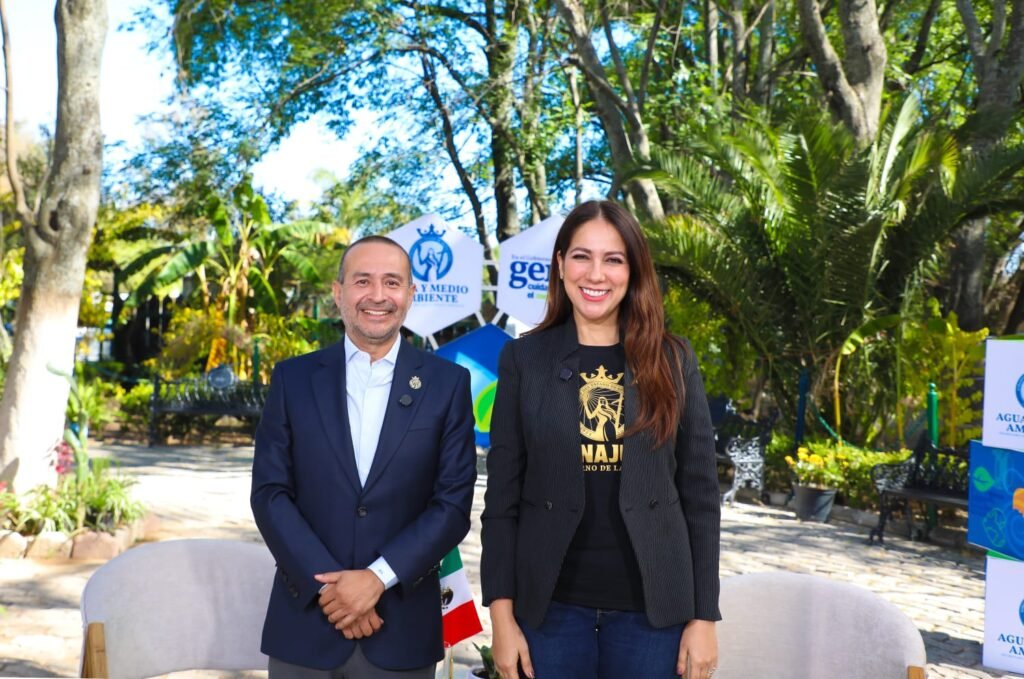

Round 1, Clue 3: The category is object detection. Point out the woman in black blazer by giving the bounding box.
[481,201,720,679]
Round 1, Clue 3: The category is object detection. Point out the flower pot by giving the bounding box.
[792,485,837,522]
[767,490,791,507]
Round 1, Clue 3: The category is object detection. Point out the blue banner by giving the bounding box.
[968,440,1024,561]
[435,324,512,447]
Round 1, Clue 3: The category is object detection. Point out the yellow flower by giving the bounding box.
[809,454,824,466]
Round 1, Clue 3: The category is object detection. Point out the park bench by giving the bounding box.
[714,410,774,505]
[149,365,268,446]
[867,434,969,544]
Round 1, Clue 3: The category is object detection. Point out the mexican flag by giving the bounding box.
[440,547,482,646]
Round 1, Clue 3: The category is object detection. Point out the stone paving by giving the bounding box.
[0,443,1019,678]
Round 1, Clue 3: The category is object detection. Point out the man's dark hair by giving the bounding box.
[337,235,413,282]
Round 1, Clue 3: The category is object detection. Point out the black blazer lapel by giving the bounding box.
[539,321,586,504]
[312,342,361,492]
[362,340,426,493]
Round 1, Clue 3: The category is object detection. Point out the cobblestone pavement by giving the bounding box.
[0,444,1019,678]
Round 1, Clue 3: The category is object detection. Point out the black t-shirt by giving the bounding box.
[552,344,645,611]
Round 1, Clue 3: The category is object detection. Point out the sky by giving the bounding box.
[8,0,363,207]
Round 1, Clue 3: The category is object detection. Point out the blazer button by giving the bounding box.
[544,500,553,510]
[357,506,368,517]
[289,587,298,598]
[649,499,659,508]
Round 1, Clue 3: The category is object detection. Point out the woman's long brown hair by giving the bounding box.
[532,200,685,446]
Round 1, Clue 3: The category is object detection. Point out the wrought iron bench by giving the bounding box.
[867,434,969,544]
[149,365,268,446]
[714,411,774,505]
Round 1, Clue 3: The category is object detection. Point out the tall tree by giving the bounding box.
[796,0,887,147]
[553,0,665,219]
[0,0,107,492]
[949,0,1024,330]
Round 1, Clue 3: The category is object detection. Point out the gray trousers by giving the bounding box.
[269,645,436,679]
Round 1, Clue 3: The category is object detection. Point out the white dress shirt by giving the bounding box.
[342,334,400,590]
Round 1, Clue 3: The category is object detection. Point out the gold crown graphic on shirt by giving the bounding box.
[580,365,623,388]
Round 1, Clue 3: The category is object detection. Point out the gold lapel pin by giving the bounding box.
[409,376,422,390]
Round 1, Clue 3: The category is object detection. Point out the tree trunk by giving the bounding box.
[554,0,664,220]
[706,0,720,91]
[727,0,748,101]
[751,0,775,106]
[948,0,1024,330]
[0,0,107,492]
[567,65,584,206]
[515,7,552,224]
[948,220,986,330]
[796,0,886,147]
[486,1,520,242]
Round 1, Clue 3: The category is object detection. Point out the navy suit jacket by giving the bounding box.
[251,339,477,671]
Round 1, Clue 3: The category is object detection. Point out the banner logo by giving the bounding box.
[410,224,453,282]
[1019,598,1024,626]
[1016,374,1024,409]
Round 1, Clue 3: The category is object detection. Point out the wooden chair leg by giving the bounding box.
[907,665,926,679]
[82,622,108,678]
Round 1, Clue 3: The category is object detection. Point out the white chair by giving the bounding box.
[80,539,274,678]
[716,572,927,679]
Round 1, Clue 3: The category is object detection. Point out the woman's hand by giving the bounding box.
[489,599,534,679]
[677,619,717,678]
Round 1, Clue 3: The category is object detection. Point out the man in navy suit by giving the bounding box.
[251,235,477,677]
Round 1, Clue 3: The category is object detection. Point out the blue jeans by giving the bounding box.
[519,601,684,678]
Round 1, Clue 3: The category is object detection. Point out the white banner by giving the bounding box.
[389,214,483,337]
[983,339,1024,453]
[984,555,1024,673]
[496,214,563,327]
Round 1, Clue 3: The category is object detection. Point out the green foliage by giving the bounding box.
[764,433,794,492]
[662,284,759,409]
[644,98,1023,426]
[66,372,121,437]
[251,314,319,383]
[147,306,232,379]
[117,382,156,436]
[472,643,499,679]
[0,246,24,310]
[898,299,987,448]
[786,444,848,490]
[121,177,336,332]
[3,460,145,536]
[789,440,911,509]
[78,268,109,328]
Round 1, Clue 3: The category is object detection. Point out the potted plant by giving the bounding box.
[785,444,846,521]
[470,643,498,679]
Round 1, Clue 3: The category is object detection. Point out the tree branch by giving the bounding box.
[903,0,941,74]
[0,0,32,227]
[599,0,640,118]
[955,0,987,63]
[400,1,491,42]
[418,54,494,267]
[638,0,668,114]
[989,0,1008,63]
[564,54,631,116]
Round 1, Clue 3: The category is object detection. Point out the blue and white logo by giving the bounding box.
[1017,374,1024,409]
[1020,598,1024,627]
[410,224,453,282]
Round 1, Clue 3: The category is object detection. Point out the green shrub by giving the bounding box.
[797,439,910,510]
[763,433,794,492]
[117,381,155,436]
[3,459,145,536]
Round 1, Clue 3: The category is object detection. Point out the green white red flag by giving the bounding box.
[439,547,483,646]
